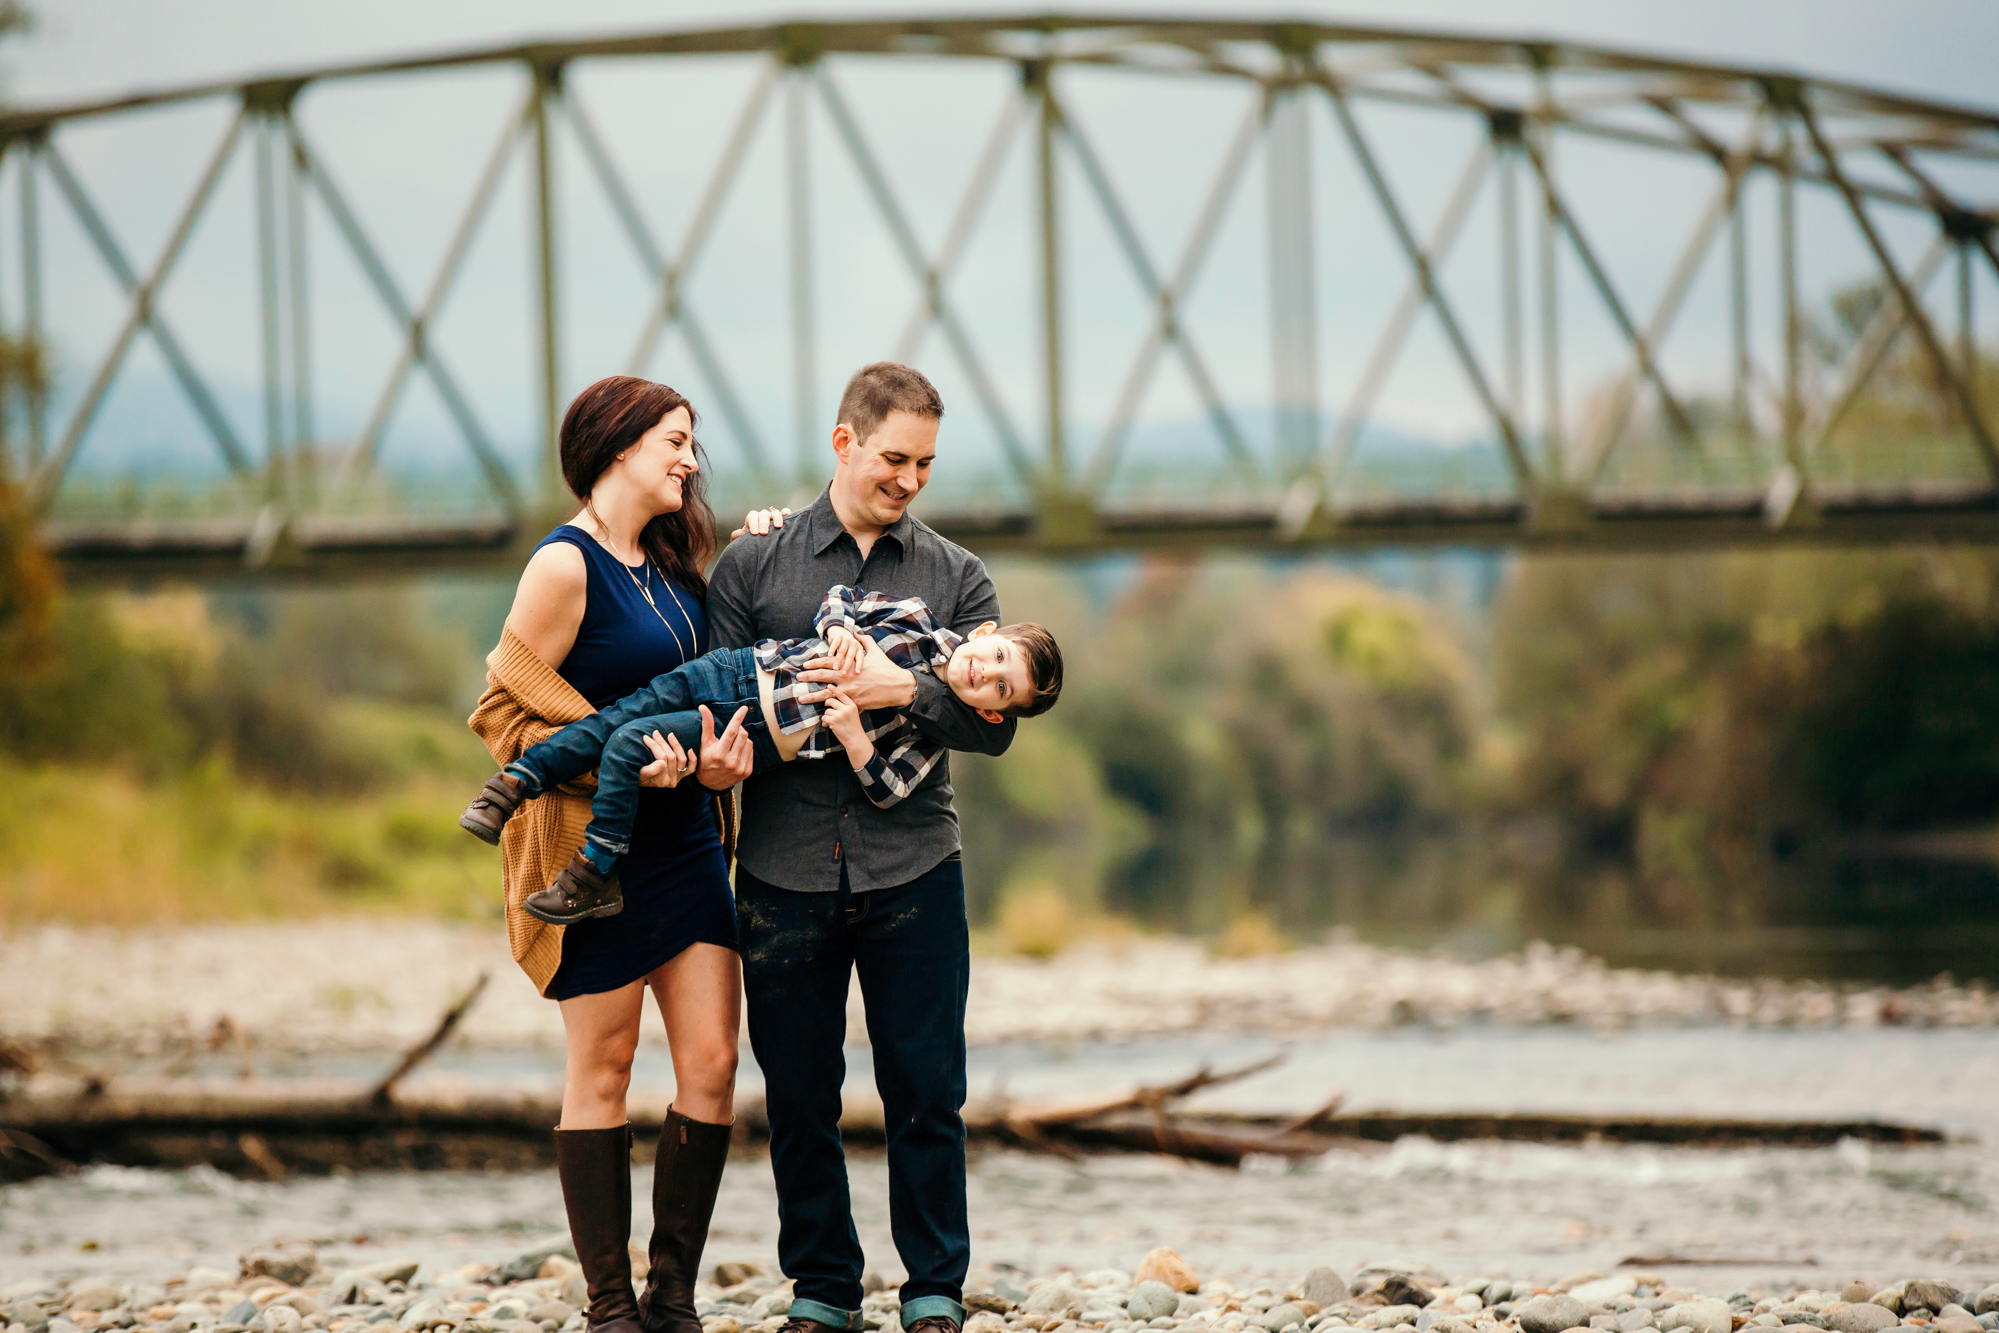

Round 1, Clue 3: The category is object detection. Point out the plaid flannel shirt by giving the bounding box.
[753,585,964,808]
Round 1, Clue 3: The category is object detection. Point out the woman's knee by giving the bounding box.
[678,1033,739,1094]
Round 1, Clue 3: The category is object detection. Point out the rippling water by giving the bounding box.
[5,1027,1996,1293]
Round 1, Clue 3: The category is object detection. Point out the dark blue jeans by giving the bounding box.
[737,856,970,1330]
[508,646,777,865]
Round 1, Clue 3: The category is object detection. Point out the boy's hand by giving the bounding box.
[729,507,792,539]
[823,689,874,763]
[822,625,866,679]
[797,635,916,710]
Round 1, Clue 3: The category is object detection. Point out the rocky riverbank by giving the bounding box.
[4,1247,1997,1333]
[3,924,1994,1062]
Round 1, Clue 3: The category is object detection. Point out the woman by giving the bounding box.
[469,376,755,1333]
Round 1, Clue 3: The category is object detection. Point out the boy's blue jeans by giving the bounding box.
[507,646,779,867]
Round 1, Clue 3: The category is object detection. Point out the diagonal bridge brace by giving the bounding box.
[813,64,1038,488]
[1311,69,1536,495]
[587,64,779,482]
[35,116,253,508]
[1073,83,1269,495]
[1799,102,1999,483]
[288,108,525,517]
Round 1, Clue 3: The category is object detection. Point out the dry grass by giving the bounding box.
[1211,911,1288,958]
[0,703,504,927]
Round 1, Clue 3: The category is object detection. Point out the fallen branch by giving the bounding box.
[1271,1091,1346,1138]
[369,973,489,1107]
[998,1052,1287,1130]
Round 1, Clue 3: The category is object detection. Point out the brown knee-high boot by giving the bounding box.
[637,1108,733,1333]
[554,1125,644,1333]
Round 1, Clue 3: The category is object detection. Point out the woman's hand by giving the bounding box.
[823,689,875,765]
[730,507,792,539]
[821,625,866,679]
[636,729,695,788]
[696,704,756,791]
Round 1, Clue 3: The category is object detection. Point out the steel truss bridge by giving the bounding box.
[4,14,1999,581]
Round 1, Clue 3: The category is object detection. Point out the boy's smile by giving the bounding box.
[946,625,1032,722]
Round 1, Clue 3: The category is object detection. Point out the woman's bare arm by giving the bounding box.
[502,540,589,670]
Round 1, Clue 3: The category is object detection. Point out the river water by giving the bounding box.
[4,1026,1996,1294]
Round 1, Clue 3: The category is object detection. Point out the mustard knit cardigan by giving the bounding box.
[467,626,736,997]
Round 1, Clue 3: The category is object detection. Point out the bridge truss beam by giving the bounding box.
[3,14,1998,581]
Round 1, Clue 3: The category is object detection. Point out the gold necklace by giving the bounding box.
[589,518,698,662]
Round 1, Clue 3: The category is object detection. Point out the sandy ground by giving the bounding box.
[3,923,1994,1060]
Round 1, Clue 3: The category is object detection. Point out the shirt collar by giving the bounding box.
[806,486,916,557]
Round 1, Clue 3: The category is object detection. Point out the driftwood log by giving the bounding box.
[0,1075,1948,1182]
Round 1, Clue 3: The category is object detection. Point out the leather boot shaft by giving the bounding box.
[553,1124,644,1333]
[638,1107,734,1333]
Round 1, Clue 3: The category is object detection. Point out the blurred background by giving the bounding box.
[5,0,1999,981]
[4,0,1999,1298]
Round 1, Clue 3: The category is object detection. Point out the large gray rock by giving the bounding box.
[1128,1285,1180,1323]
[1571,1282,1637,1309]
[1827,1305,1898,1333]
[1518,1297,1591,1333]
[1263,1306,1307,1333]
[1658,1302,1732,1333]
[1903,1284,1957,1316]
[63,1287,122,1315]
[242,1246,317,1289]
[1977,1289,1999,1318]
[1026,1282,1083,1320]
[1382,1280,1437,1311]
[1303,1271,1351,1310]
[1618,1311,1657,1332]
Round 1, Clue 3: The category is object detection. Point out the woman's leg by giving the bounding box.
[555,983,648,1333]
[636,944,741,1333]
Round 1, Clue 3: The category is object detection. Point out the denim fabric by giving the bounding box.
[737,855,969,1324]
[509,646,776,863]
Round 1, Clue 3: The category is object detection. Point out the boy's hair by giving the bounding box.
[995,622,1063,718]
[837,361,943,447]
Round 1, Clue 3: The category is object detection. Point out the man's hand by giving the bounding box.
[635,729,694,788]
[821,624,866,679]
[730,507,792,539]
[695,704,756,790]
[797,635,916,710]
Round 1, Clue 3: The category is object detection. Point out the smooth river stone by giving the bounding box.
[1518,1297,1591,1333]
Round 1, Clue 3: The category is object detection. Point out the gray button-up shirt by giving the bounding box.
[707,489,1016,892]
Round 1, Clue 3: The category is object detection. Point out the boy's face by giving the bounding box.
[946,624,1033,723]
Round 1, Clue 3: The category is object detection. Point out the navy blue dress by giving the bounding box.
[537,525,738,1000]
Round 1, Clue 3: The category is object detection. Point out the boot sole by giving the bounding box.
[522,898,625,925]
[458,812,504,845]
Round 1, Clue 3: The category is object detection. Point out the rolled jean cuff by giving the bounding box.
[787,1301,862,1330]
[900,1299,965,1326]
[502,761,545,795]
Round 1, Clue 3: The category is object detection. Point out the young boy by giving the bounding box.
[461,584,1062,924]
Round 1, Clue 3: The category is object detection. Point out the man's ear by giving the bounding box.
[966,621,999,638]
[976,707,1005,724]
[830,422,855,465]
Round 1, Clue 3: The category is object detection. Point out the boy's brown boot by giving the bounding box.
[460,771,528,845]
[524,849,624,924]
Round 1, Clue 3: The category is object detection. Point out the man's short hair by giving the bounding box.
[996,623,1063,718]
[837,361,943,447]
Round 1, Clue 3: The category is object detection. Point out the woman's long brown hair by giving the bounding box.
[559,376,717,599]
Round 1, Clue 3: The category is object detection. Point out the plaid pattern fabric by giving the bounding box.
[753,586,964,808]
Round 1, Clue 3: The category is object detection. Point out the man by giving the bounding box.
[707,361,1012,1333]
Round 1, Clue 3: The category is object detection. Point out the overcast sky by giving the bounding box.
[8,2,1997,495]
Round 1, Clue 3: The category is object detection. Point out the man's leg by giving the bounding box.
[738,866,866,1329]
[851,857,970,1326]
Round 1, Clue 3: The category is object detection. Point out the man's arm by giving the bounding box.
[706,542,760,651]
[904,561,1016,756]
